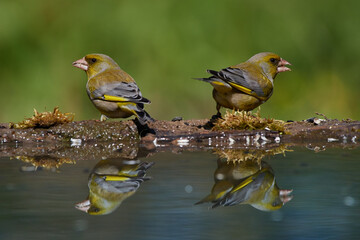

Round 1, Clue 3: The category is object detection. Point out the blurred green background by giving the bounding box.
[1,0,359,123]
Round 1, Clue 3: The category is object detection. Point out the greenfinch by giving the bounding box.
[75,159,154,215]
[196,155,293,211]
[196,52,291,115]
[73,53,153,124]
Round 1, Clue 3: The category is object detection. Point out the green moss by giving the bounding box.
[9,107,74,129]
[212,110,288,133]
[213,145,291,164]
[11,155,75,170]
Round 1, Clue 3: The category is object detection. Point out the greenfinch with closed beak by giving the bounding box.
[73,53,153,124]
[75,159,154,215]
[196,52,291,115]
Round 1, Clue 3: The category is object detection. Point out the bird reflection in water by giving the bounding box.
[75,159,154,215]
[196,148,293,211]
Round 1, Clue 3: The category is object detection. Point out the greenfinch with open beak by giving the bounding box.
[196,52,291,115]
[73,53,153,124]
[196,160,293,211]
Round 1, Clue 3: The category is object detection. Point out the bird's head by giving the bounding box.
[247,52,291,80]
[75,198,112,216]
[72,53,120,78]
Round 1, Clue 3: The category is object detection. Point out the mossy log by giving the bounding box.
[1,118,359,147]
[0,117,359,168]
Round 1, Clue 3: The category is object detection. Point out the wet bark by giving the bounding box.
[0,117,358,159]
[1,118,359,144]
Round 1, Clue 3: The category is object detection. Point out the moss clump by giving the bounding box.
[9,107,74,129]
[212,110,287,133]
[213,145,290,164]
[11,155,75,171]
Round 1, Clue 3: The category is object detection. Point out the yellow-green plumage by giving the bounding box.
[75,159,154,215]
[196,159,293,211]
[196,52,291,114]
[73,53,153,124]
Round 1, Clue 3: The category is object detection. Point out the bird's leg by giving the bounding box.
[100,114,108,122]
[133,118,156,137]
[211,103,222,120]
[203,104,223,130]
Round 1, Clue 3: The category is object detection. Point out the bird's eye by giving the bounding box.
[270,58,276,63]
[91,58,97,63]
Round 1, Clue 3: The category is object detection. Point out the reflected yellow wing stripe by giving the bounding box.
[230,176,254,193]
[231,168,269,193]
[215,189,232,200]
[103,175,130,181]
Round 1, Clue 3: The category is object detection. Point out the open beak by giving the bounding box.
[279,189,293,204]
[72,57,89,71]
[75,199,91,212]
[277,58,291,73]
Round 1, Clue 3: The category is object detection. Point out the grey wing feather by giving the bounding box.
[92,82,151,104]
[120,103,154,125]
[212,172,266,208]
[94,176,147,193]
[110,179,145,193]
[194,75,232,89]
[208,68,266,97]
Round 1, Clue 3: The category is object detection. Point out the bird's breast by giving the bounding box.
[213,90,263,111]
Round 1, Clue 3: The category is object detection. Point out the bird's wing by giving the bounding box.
[194,76,232,89]
[212,171,266,208]
[106,178,142,193]
[208,67,267,98]
[95,175,149,193]
[92,81,150,104]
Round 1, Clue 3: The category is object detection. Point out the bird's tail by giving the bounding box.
[194,194,214,205]
[135,162,155,178]
[194,69,221,82]
[119,102,154,125]
[194,75,229,87]
[193,77,213,83]
[135,109,154,125]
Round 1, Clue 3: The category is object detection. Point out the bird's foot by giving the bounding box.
[211,112,222,121]
[203,112,222,130]
[100,114,108,122]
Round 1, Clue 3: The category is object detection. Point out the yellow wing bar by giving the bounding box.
[228,82,253,95]
[103,175,130,181]
[230,168,268,193]
[230,176,254,193]
[103,94,129,102]
[211,81,227,87]
[215,189,231,200]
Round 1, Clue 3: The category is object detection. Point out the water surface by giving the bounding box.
[0,147,359,240]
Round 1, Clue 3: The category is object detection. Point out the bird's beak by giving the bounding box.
[277,58,291,73]
[72,57,89,71]
[75,199,91,212]
[279,189,293,204]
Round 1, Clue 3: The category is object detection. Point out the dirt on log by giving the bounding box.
[0,118,359,146]
[0,117,359,163]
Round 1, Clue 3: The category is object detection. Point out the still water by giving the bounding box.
[0,146,359,240]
